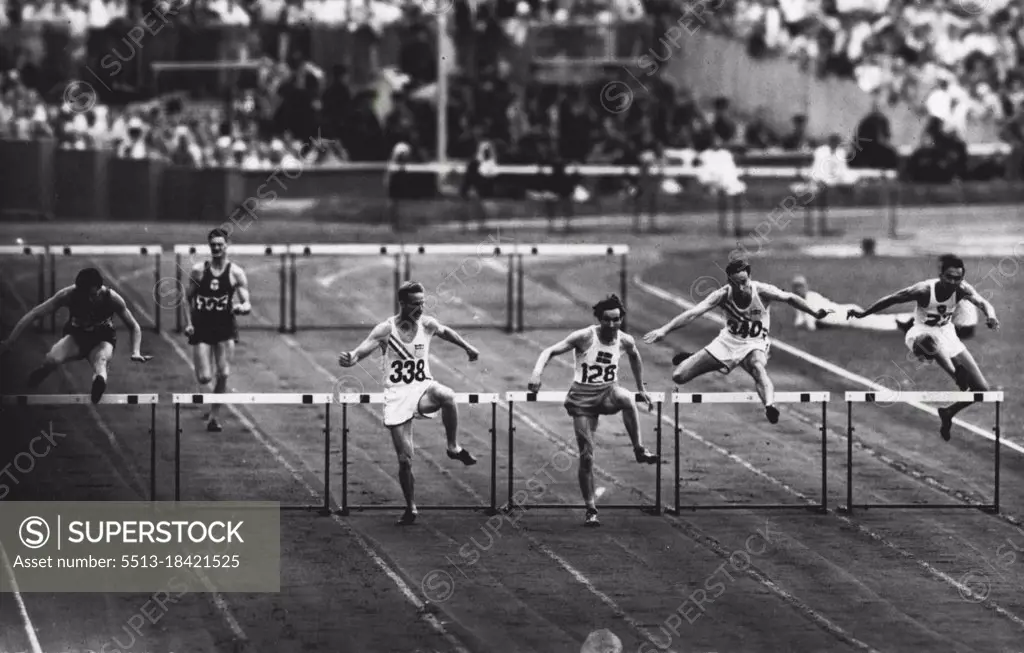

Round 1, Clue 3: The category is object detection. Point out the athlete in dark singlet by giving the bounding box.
[0,268,152,403]
[183,228,251,432]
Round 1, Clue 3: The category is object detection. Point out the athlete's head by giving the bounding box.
[74,267,104,299]
[398,281,426,322]
[791,275,809,298]
[592,294,625,331]
[208,228,229,259]
[937,254,965,288]
[725,258,751,291]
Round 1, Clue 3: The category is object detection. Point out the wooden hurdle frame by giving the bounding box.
[0,245,47,333]
[0,393,159,500]
[173,244,289,334]
[170,393,333,513]
[46,245,163,333]
[336,392,500,515]
[670,391,831,513]
[843,391,1004,513]
[504,391,665,514]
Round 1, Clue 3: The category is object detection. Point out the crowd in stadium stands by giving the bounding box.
[0,0,1019,181]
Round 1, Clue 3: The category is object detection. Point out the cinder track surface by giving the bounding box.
[1,210,1022,653]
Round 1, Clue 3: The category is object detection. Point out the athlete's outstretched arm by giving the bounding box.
[959,282,999,329]
[0,287,71,352]
[111,290,152,362]
[849,284,924,319]
[338,322,389,367]
[528,331,581,391]
[643,287,727,344]
[622,335,654,410]
[759,284,833,319]
[424,318,478,361]
[232,266,252,315]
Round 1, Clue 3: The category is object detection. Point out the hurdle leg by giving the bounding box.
[673,400,680,515]
[322,403,331,515]
[36,253,46,332]
[654,401,662,514]
[993,401,1001,514]
[290,253,298,334]
[174,404,181,502]
[844,401,853,513]
[175,254,182,333]
[820,401,827,513]
[393,254,401,314]
[340,403,349,516]
[507,401,515,508]
[516,254,525,333]
[620,253,628,332]
[150,403,157,501]
[278,254,287,333]
[154,253,161,332]
[505,254,514,334]
[49,252,56,334]
[489,402,497,515]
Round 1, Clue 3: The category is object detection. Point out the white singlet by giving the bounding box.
[381,317,433,389]
[717,282,771,341]
[572,326,621,385]
[914,279,958,329]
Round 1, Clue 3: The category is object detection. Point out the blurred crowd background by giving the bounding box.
[0,0,1021,182]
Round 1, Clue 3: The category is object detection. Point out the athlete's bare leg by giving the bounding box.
[912,334,957,377]
[86,342,114,403]
[389,421,417,524]
[608,387,658,463]
[573,415,598,522]
[418,383,476,464]
[208,340,235,429]
[28,336,80,388]
[937,349,990,441]
[671,349,725,385]
[740,350,778,423]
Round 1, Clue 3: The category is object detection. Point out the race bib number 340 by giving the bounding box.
[727,319,765,338]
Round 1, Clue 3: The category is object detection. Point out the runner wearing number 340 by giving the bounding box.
[337,281,480,526]
[643,259,832,425]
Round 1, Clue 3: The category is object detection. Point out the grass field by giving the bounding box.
[1,212,1023,653]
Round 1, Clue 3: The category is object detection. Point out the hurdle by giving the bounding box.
[504,391,665,514]
[336,392,500,515]
[0,245,46,333]
[402,243,516,332]
[671,391,831,513]
[170,393,333,512]
[173,244,289,333]
[843,391,1004,513]
[48,245,163,333]
[287,244,403,332]
[514,245,630,332]
[0,394,159,500]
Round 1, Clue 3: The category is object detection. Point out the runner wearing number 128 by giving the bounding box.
[644,259,832,425]
[337,281,480,526]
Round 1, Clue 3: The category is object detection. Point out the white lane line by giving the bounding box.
[0,538,44,653]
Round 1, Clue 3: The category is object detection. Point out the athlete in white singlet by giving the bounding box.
[849,255,999,441]
[529,294,658,527]
[894,254,981,340]
[644,259,832,425]
[338,281,481,525]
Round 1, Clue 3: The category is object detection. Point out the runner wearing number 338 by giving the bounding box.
[643,259,832,426]
[337,281,480,526]
[529,294,659,528]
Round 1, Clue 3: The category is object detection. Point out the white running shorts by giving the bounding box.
[905,322,965,361]
[383,380,440,427]
[704,333,771,374]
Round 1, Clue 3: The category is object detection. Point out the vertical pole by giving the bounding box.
[507,401,515,507]
[655,400,662,514]
[819,186,829,236]
[393,254,401,314]
[674,399,680,514]
[175,254,182,333]
[49,253,56,333]
[505,254,514,333]
[994,401,1000,513]
[174,404,181,502]
[323,403,331,515]
[437,8,448,170]
[516,254,525,332]
[732,195,742,239]
[341,404,349,515]
[846,401,853,512]
[490,401,497,513]
[821,401,827,512]
[717,191,727,236]
[36,252,45,332]
[278,253,286,333]
[150,404,157,501]
[404,251,411,283]
[154,253,161,332]
[888,175,898,239]
[290,253,298,334]
[620,253,628,332]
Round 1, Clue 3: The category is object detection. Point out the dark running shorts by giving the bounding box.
[189,318,239,346]
[63,323,116,358]
[564,382,621,418]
